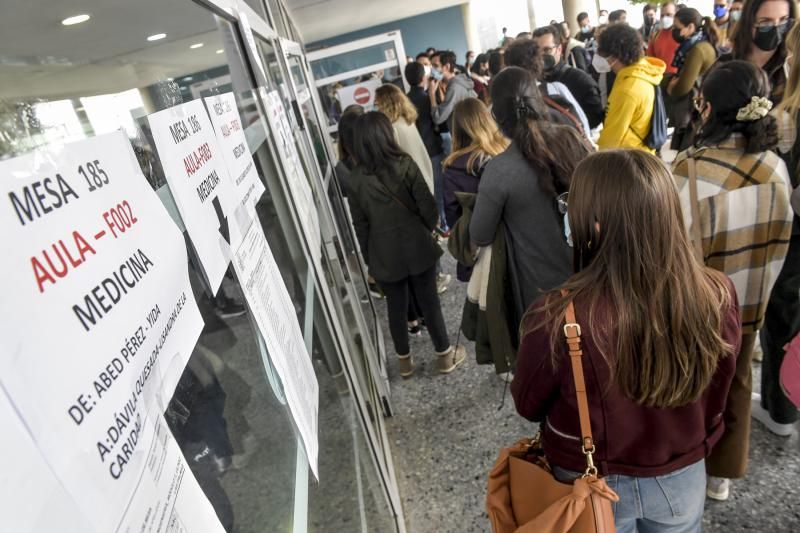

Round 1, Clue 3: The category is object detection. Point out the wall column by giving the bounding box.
[562,0,597,33]
[526,0,537,32]
[461,3,482,54]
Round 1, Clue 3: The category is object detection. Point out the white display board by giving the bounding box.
[147,99,241,292]
[0,131,219,532]
[204,92,265,232]
[233,220,320,478]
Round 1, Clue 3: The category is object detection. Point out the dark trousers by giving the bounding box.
[707,332,757,479]
[380,265,450,355]
[760,233,800,424]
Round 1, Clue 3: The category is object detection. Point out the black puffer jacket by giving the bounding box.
[348,155,442,282]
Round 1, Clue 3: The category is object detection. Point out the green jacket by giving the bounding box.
[448,192,518,373]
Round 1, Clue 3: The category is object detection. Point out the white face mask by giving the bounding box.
[598,15,608,25]
[592,54,612,73]
[424,64,432,78]
[661,16,674,29]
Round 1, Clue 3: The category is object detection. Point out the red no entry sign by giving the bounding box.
[354,86,371,104]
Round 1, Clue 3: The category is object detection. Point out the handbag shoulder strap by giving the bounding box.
[687,155,705,262]
[373,170,429,229]
[561,291,598,477]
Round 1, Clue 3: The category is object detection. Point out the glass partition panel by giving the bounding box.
[0,0,399,531]
[309,42,399,80]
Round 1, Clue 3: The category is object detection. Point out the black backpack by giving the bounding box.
[643,85,668,150]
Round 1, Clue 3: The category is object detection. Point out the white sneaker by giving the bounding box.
[436,273,451,294]
[706,476,730,501]
[751,393,796,437]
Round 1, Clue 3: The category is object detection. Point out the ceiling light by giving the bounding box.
[190,43,204,49]
[183,76,193,81]
[147,33,166,41]
[61,14,90,26]
[216,49,224,54]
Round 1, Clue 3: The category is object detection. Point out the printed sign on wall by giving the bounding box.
[204,92,265,230]
[148,99,241,292]
[0,131,216,532]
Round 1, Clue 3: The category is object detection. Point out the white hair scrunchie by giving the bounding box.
[736,96,773,122]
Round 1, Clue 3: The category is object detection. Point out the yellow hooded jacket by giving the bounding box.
[598,57,666,153]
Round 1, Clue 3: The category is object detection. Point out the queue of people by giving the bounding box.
[333,3,800,530]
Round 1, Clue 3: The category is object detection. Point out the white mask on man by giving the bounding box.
[598,15,608,25]
[592,54,612,73]
[661,16,674,29]
[424,65,432,78]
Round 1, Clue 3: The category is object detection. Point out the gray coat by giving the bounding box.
[469,143,572,312]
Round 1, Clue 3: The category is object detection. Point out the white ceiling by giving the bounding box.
[0,0,231,100]
[283,0,467,43]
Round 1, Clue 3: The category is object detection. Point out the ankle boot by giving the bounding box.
[437,344,466,374]
[397,354,414,378]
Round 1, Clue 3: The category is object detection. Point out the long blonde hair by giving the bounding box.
[443,98,509,174]
[523,150,734,408]
[777,21,800,118]
[374,84,417,125]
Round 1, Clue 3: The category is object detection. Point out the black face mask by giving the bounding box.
[753,23,789,52]
[672,27,686,43]
[543,54,557,72]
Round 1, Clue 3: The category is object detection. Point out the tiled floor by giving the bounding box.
[383,254,800,532]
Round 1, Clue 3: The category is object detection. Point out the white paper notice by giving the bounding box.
[1,389,93,533]
[233,221,319,478]
[0,131,212,532]
[204,92,265,229]
[147,99,240,292]
[116,412,227,533]
[264,90,322,267]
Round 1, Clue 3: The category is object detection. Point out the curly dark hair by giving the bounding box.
[695,60,778,153]
[597,23,643,65]
[503,38,544,80]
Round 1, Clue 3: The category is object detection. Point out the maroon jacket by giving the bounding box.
[511,279,741,477]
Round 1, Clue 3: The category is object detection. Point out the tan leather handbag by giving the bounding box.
[486,298,619,533]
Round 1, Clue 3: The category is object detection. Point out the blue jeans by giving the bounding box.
[553,460,706,532]
[430,152,447,231]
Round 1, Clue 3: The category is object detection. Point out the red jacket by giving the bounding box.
[647,29,680,75]
[510,279,740,477]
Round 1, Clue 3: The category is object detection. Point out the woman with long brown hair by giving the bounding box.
[348,112,465,377]
[756,21,800,442]
[511,150,740,532]
[470,66,591,320]
[723,0,796,103]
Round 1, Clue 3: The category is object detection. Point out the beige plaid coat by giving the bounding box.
[672,135,793,333]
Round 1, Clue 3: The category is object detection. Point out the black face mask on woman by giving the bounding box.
[672,27,686,43]
[754,21,791,52]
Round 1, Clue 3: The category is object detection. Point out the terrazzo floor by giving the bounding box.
[382,254,800,533]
